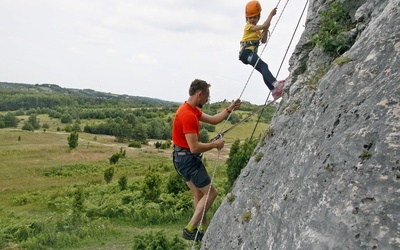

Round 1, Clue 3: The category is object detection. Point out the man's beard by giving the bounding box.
[198,104,203,108]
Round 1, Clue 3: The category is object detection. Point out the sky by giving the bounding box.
[0,0,308,105]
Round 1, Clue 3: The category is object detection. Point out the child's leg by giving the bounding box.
[240,50,277,90]
[248,53,276,90]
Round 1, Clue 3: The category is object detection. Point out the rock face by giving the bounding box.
[202,0,400,249]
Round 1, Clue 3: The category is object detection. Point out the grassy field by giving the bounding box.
[0,113,269,249]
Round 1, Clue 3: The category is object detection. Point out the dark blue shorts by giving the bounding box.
[173,150,211,188]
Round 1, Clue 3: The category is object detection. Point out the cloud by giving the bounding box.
[0,0,308,104]
[129,54,159,65]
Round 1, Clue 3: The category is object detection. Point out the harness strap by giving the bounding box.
[239,40,260,57]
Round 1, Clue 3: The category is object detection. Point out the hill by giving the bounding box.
[0,81,178,109]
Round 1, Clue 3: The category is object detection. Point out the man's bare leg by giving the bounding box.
[186,181,218,228]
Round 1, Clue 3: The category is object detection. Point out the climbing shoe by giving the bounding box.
[272,79,285,100]
[274,79,285,91]
[182,228,204,241]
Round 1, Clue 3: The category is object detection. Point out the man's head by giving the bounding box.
[189,79,210,108]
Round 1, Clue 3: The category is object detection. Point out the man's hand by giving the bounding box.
[228,99,241,112]
[213,138,225,150]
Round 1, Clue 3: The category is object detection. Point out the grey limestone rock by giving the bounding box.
[202,0,400,249]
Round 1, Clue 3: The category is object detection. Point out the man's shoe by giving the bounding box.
[182,228,204,241]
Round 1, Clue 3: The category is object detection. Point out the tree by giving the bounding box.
[198,128,209,143]
[67,131,79,149]
[132,123,147,143]
[72,123,81,132]
[229,113,240,124]
[22,121,34,131]
[4,113,19,127]
[28,114,40,129]
[61,114,73,124]
[113,122,132,143]
[226,138,258,189]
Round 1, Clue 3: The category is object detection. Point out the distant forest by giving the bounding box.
[0,82,275,143]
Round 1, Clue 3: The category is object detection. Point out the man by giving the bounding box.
[172,79,241,241]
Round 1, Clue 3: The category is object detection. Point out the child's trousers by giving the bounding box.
[239,49,276,90]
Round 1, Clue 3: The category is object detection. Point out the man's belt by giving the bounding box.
[173,145,190,152]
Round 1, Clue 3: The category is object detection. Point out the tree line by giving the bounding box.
[0,87,276,144]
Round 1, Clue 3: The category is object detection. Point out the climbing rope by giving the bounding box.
[250,0,309,141]
[190,0,314,246]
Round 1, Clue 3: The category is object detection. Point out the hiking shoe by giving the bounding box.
[182,228,204,241]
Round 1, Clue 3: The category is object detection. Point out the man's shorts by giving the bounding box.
[173,149,211,188]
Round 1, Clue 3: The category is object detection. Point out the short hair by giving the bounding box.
[189,79,211,96]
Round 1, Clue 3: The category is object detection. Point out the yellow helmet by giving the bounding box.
[246,1,262,18]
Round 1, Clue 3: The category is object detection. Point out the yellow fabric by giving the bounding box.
[240,23,261,51]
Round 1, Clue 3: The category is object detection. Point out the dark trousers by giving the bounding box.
[239,49,276,90]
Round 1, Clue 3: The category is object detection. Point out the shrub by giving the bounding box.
[22,121,34,131]
[67,131,79,149]
[142,172,162,201]
[128,141,141,148]
[131,231,186,250]
[226,138,258,189]
[118,175,128,190]
[311,2,355,55]
[72,188,84,223]
[165,172,186,195]
[109,148,126,164]
[104,167,115,184]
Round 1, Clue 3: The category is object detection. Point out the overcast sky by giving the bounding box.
[0,0,308,105]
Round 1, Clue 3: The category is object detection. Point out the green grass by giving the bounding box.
[0,114,270,249]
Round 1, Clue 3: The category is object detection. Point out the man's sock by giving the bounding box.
[185,223,197,232]
[199,224,208,232]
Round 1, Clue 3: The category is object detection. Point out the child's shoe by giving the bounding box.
[273,79,285,91]
[272,79,286,100]
[272,88,283,100]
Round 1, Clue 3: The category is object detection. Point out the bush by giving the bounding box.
[67,131,79,149]
[128,141,141,148]
[142,172,162,201]
[109,148,126,164]
[22,121,34,131]
[311,2,355,55]
[131,231,186,250]
[104,167,115,184]
[226,138,258,189]
[118,175,128,190]
[165,172,186,195]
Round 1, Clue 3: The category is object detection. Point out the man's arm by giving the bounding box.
[200,99,241,125]
[185,133,224,154]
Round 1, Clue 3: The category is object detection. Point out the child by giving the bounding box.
[239,0,286,100]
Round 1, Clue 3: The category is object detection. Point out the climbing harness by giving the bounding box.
[239,39,261,57]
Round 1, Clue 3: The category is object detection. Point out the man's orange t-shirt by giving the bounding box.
[172,102,203,149]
